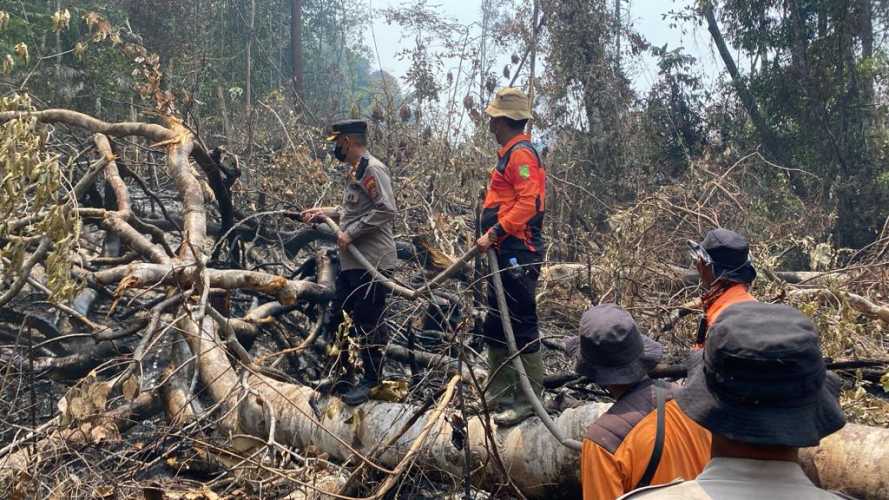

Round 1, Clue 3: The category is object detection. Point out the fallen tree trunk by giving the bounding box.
[800,423,889,499]
[665,264,847,287]
[238,373,889,498]
[242,373,610,497]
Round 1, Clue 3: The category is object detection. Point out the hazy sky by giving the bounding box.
[368,0,723,96]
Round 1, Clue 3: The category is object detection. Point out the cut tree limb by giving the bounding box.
[318,216,473,303]
[789,288,889,324]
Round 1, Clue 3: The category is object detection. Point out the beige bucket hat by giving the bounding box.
[485,87,532,121]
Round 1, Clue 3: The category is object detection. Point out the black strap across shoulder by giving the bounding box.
[636,381,667,489]
[495,140,541,173]
[354,155,370,180]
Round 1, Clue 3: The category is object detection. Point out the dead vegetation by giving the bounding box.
[0,91,886,499]
[0,1,887,498]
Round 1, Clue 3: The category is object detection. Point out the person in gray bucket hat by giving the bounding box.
[620,301,850,500]
[688,228,758,349]
[567,304,711,500]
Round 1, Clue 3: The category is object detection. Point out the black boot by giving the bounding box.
[341,379,372,406]
[316,376,352,396]
[341,347,383,406]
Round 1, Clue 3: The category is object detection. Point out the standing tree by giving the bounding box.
[291,0,304,99]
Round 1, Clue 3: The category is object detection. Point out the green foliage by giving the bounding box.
[121,0,371,124]
[0,0,378,123]
[641,46,707,181]
[541,0,637,204]
[712,0,889,248]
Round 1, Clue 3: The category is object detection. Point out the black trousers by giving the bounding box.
[482,250,541,353]
[329,269,391,382]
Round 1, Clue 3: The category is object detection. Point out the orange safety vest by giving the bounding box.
[581,381,711,500]
[693,284,756,349]
[480,133,546,253]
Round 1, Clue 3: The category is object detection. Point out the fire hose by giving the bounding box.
[314,215,582,451]
[486,249,583,451]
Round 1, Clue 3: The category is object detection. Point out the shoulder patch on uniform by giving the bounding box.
[362,175,381,201]
[518,164,530,178]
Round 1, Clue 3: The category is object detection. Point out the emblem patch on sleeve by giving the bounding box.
[362,175,381,200]
[518,164,531,179]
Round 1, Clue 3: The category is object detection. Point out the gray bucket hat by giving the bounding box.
[565,304,664,385]
[677,301,845,447]
[695,228,757,284]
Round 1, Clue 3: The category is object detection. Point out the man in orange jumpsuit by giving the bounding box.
[565,304,711,500]
[688,228,757,349]
[476,87,547,426]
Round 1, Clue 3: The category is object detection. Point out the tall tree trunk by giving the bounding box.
[614,0,621,69]
[759,2,769,74]
[246,0,256,163]
[217,85,231,139]
[701,3,779,162]
[528,0,539,135]
[54,0,61,83]
[787,0,811,90]
[291,0,304,100]
[859,0,874,113]
[479,0,491,104]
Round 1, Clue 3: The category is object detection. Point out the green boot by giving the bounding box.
[493,350,545,427]
[486,347,514,413]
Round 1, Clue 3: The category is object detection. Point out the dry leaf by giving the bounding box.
[88,380,113,410]
[68,396,88,420]
[369,379,409,402]
[14,42,28,63]
[122,375,140,401]
[3,54,14,75]
[92,484,114,498]
[57,395,69,423]
[74,42,88,60]
[90,423,120,444]
[51,9,71,32]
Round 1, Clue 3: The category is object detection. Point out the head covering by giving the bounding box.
[677,301,846,447]
[325,119,367,141]
[696,228,757,283]
[485,87,532,121]
[565,304,664,385]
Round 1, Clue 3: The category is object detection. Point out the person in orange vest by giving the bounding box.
[567,304,711,500]
[687,229,757,349]
[476,87,547,426]
[620,302,849,500]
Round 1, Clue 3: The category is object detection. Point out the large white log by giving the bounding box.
[169,310,889,498]
[238,374,889,499]
[801,423,889,499]
[241,374,609,497]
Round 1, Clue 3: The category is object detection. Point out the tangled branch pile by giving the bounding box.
[0,91,886,500]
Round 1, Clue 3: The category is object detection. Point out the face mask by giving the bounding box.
[333,142,347,162]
